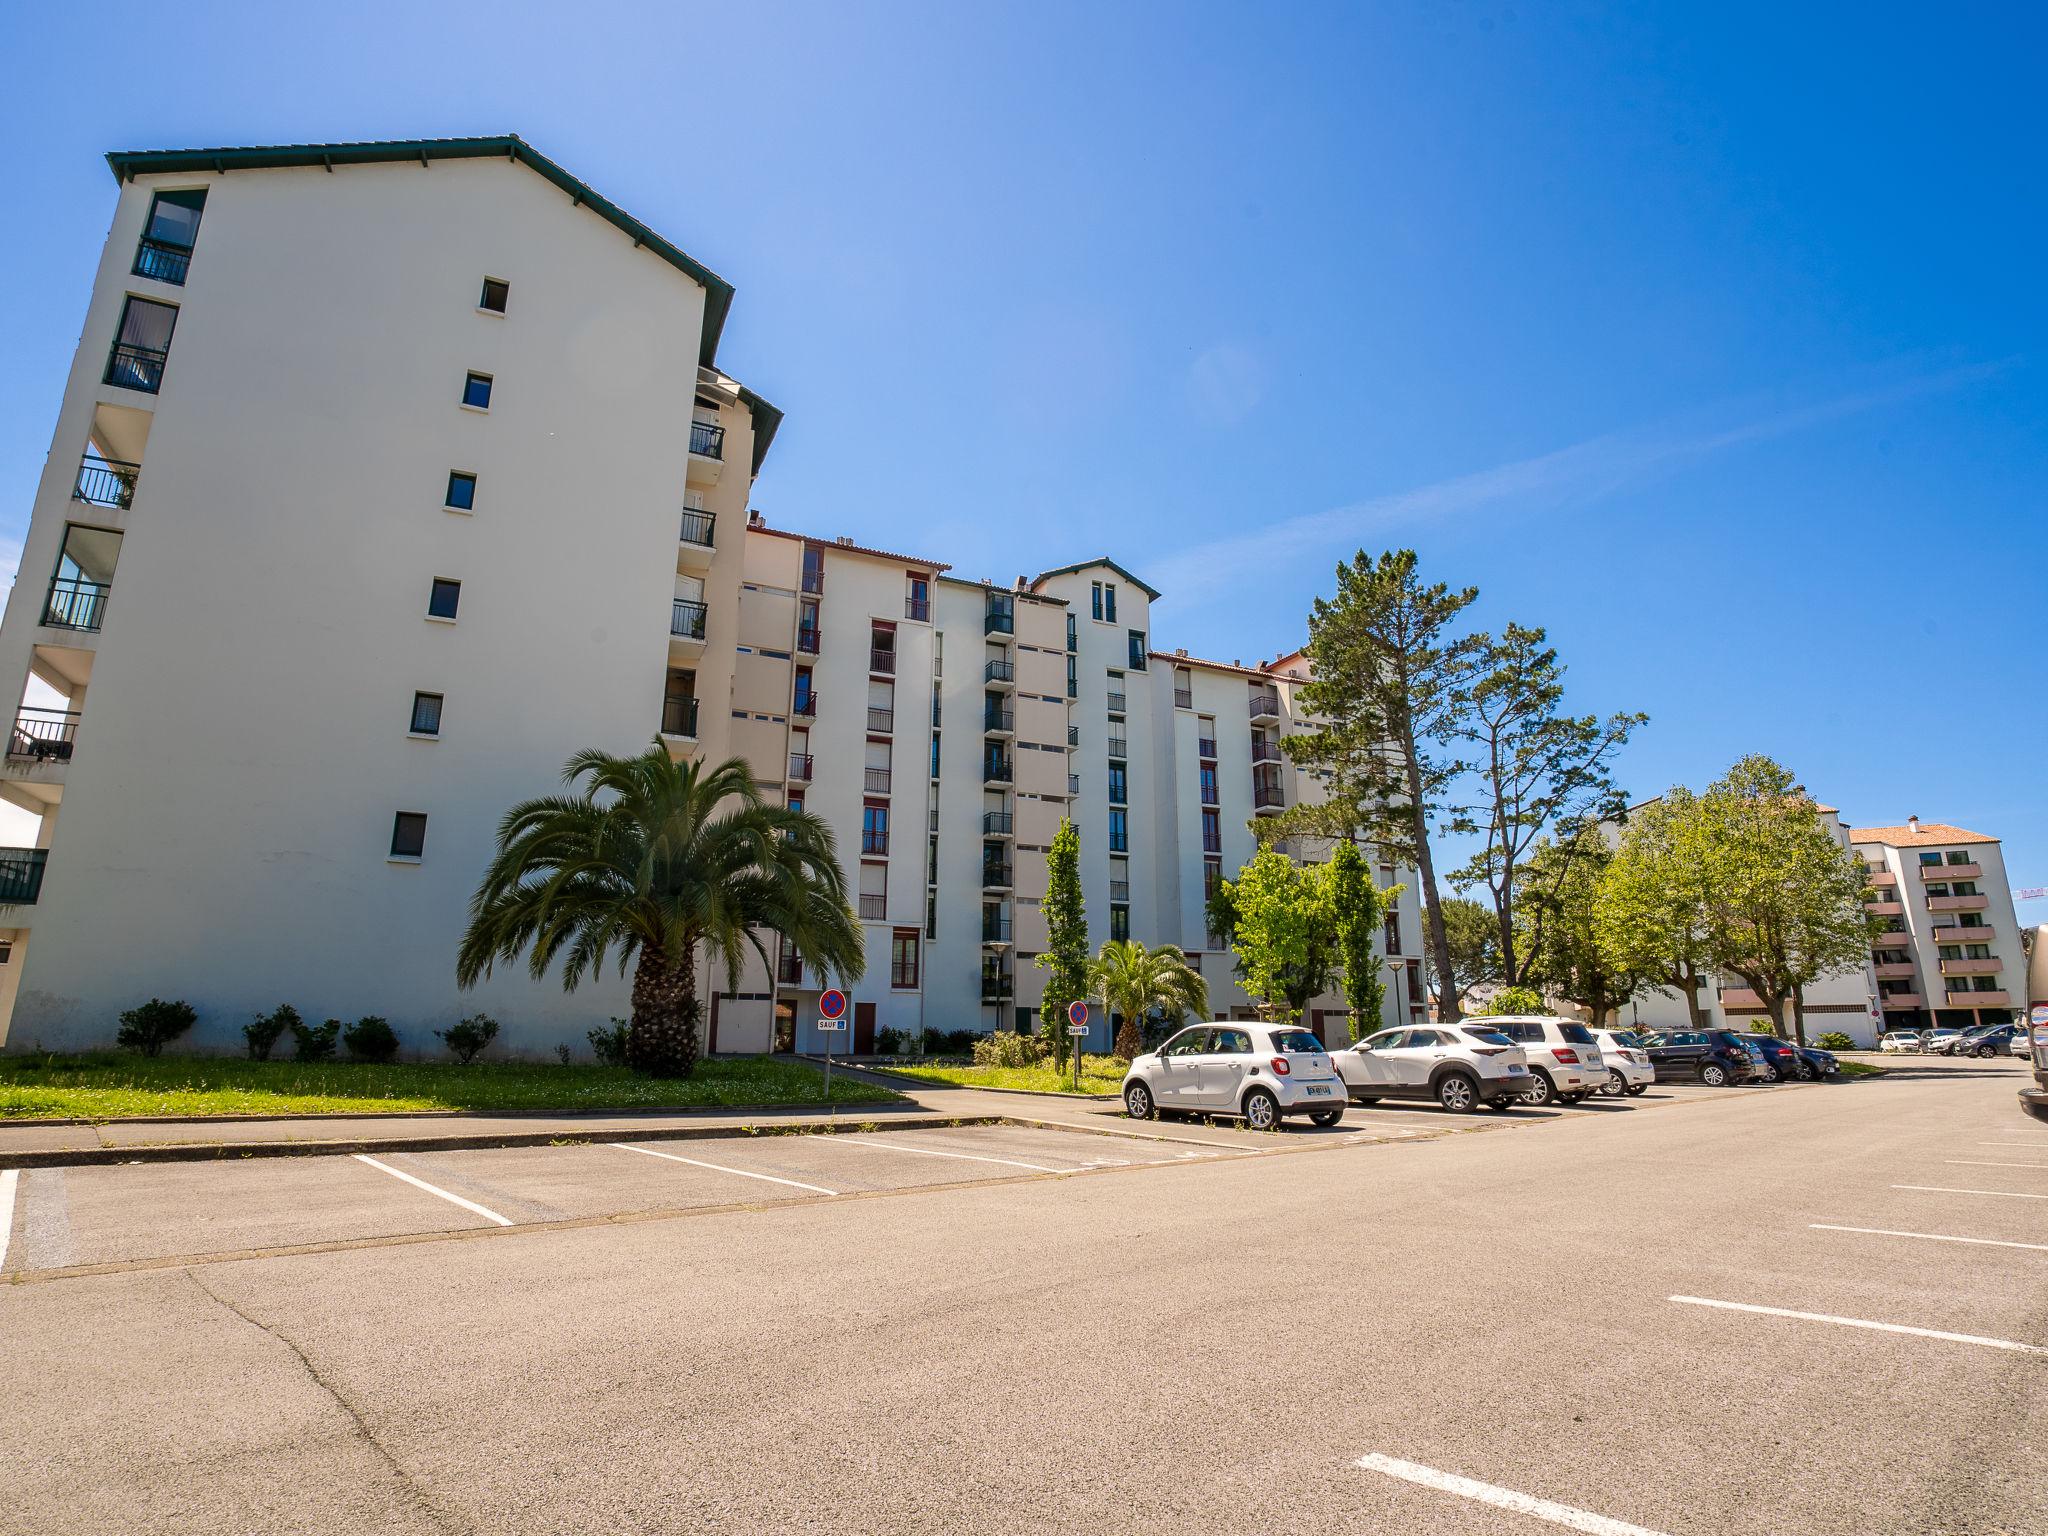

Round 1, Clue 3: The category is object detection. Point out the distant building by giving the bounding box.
[1847,818,2025,1033]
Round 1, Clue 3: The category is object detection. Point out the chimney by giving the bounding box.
[835,535,854,546]
[1907,815,1920,834]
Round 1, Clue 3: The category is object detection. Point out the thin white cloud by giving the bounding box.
[1145,361,2008,604]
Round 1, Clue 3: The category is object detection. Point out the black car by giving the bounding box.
[1791,1044,1839,1080]
[1736,1033,1804,1082]
[1644,1029,1769,1086]
[1940,1024,2018,1058]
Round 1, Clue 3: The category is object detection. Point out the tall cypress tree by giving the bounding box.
[1035,819,1088,1069]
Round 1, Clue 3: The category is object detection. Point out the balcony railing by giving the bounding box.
[982,760,1012,784]
[980,976,1014,1004]
[43,577,110,633]
[797,629,820,655]
[1201,786,1219,806]
[671,599,708,640]
[864,767,892,794]
[801,566,824,595]
[7,708,80,764]
[1920,862,1982,881]
[104,343,169,394]
[788,753,815,782]
[1205,930,1228,952]
[981,861,1013,888]
[1067,774,1079,795]
[867,706,893,734]
[1067,724,1079,746]
[984,659,1014,685]
[1197,737,1217,759]
[74,454,139,510]
[981,811,1013,836]
[776,950,805,985]
[689,420,725,460]
[1879,992,1926,1010]
[0,848,47,905]
[1106,691,1127,714]
[1250,740,1281,763]
[984,610,1015,636]
[982,915,1013,943]
[1947,989,2011,1007]
[1939,957,2001,976]
[1107,736,1127,759]
[793,693,818,719]
[906,596,931,621]
[861,831,890,857]
[1202,833,1222,855]
[1253,784,1286,810]
[661,696,699,738]
[1108,834,1128,853]
[1928,894,1989,912]
[1871,929,1911,949]
[1109,880,1130,903]
[983,709,1014,734]
[133,237,193,285]
[679,510,715,548]
[1173,688,1193,709]
[858,894,887,920]
[870,647,896,675]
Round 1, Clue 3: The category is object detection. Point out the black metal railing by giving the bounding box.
[1202,833,1222,854]
[1106,691,1127,714]
[982,915,1012,943]
[7,709,80,764]
[984,610,1014,636]
[1197,737,1217,759]
[777,951,804,985]
[983,709,1013,733]
[104,344,168,394]
[859,894,887,920]
[1254,784,1286,809]
[1249,691,1281,717]
[133,237,194,285]
[980,976,1014,1004]
[1205,930,1228,952]
[1201,786,1219,806]
[0,848,48,905]
[661,696,699,737]
[74,455,139,510]
[1174,688,1193,709]
[679,510,715,547]
[793,693,818,719]
[870,647,895,675]
[867,706,894,734]
[690,421,725,460]
[906,596,930,621]
[43,577,110,633]
[862,831,890,857]
[1110,880,1130,903]
[865,767,892,794]
[1108,778,1127,805]
[981,811,1013,836]
[1251,740,1281,763]
[981,861,1013,887]
[671,599,708,639]
[985,659,1014,684]
[1067,724,1079,746]
[1107,736,1127,758]
[801,568,824,595]
[982,760,1012,784]
[797,629,820,655]
[789,753,815,782]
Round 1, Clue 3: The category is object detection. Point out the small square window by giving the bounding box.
[428,579,462,620]
[444,471,477,511]
[390,812,428,859]
[479,277,509,314]
[410,692,444,736]
[462,372,493,409]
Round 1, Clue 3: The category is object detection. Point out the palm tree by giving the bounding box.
[1086,940,1209,1061]
[457,748,865,1077]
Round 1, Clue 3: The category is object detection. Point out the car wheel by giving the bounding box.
[1700,1062,1730,1087]
[1308,1108,1344,1127]
[1977,1045,1996,1059]
[1522,1070,1557,1107]
[1436,1073,1480,1113]
[1600,1069,1627,1097]
[1625,1083,1648,1096]
[1242,1087,1280,1132]
[1123,1081,1155,1121]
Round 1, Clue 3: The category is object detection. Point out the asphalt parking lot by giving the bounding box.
[3,1056,2042,1534]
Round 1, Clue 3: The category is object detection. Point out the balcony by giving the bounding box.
[984,610,1015,637]
[1920,862,1981,881]
[677,510,716,572]
[864,767,892,795]
[1249,691,1281,721]
[1173,688,1193,709]
[670,599,708,641]
[1947,990,2010,1008]
[797,629,820,655]
[660,696,699,740]
[0,848,48,905]
[983,708,1014,736]
[74,454,139,510]
[104,343,169,394]
[1927,894,1989,912]
[1197,737,1217,760]
[1939,958,2000,978]
[689,420,725,461]
[861,831,889,858]
[867,706,894,734]
[1864,868,1896,887]
[776,950,804,986]
[981,811,1014,837]
[1067,724,1079,747]
[981,861,1013,890]
[858,894,887,921]
[984,659,1015,688]
[1253,784,1286,813]
[1106,691,1127,715]
[1109,880,1130,903]
[1879,993,1926,1010]
[870,647,896,676]
[906,595,931,622]
[1067,773,1080,796]
[1871,929,1911,949]
[1873,962,1917,979]
[1107,736,1127,759]
[982,759,1012,784]
[133,237,194,285]
[7,708,80,765]
[1864,900,1904,918]
[1719,988,1765,1010]
[43,578,110,634]
[980,973,1015,1005]
[1250,740,1281,764]
[793,693,818,720]
[982,915,1012,945]
[788,753,815,783]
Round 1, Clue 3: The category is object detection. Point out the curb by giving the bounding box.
[0,1092,909,1131]
[819,1061,1123,1103]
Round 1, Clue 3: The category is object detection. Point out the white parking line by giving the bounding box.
[610,1142,837,1196]
[1668,1296,2048,1354]
[1353,1452,1669,1535]
[353,1153,513,1227]
[1894,1184,2048,1201]
[1945,1160,2048,1171]
[822,1137,1064,1173]
[0,1169,17,1267]
[1812,1223,2048,1253]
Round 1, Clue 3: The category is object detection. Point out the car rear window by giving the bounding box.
[1460,1028,1513,1045]
[1560,1024,1596,1045]
[1270,1030,1323,1054]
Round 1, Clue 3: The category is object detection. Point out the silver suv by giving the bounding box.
[1474,1016,1608,1106]
[1334,1023,1534,1112]
[1122,1023,1347,1130]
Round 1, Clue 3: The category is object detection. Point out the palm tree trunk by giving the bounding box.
[627,944,700,1078]
[1113,1012,1143,1062]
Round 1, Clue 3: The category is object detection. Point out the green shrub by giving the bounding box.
[555,1044,572,1066]
[922,1028,978,1056]
[588,1020,630,1067]
[1816,1031,1855,1051]
[972,1030,1044,1069]
[341,1016,399,1063]
[116,999,197,1058]
[1477,985,1546,1017]
[1752,1019,1778,1038]
[244,1004,299,1061]
[292,1018,341,1062]
[874,1025,907,1055]
[437,1013,500,1066]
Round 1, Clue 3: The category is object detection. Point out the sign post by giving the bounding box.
[818,988,849,1099]
[1067,1000,1090,1090]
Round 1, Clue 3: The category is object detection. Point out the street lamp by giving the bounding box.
[1384,957,1405,1027]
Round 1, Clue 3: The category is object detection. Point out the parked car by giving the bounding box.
[1791,1044,1840,1080]
[1879,1030,1924,1053]
[1593,1029,1654,1097]
[1643,1029,1770,1086]
[1737,1032,1805,1083]
[1472,1016,1608,1106]
[1939,1024,2018,1058]
[1920,1028,1965,1053]
[1334,1023,1534,1113]
[1121,1022,1347,1130]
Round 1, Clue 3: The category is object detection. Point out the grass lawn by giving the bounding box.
[886,1055,1127,1096]
[1835,1060,1883,1078]
[0,1053,903,1120]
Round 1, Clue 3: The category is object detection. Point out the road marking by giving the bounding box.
[1946,1160,2048,1170]
[1812,1223,2048,1253]
[822,1137,1064,1173]
[353,1154,513,1227]
[0,1169,16,1267]
[1895,1184,2048,1201]
[610,1142,837,1196]
[1353,1452,1669,1535]
[1668,1296,2048,1354]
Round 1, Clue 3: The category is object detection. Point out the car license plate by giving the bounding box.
[1505,1065,1527,1075]
[1305,1084,1332,1096]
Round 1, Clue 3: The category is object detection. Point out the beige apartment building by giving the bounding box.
[0,135,1419,1056]
[1849,818,2025,1032]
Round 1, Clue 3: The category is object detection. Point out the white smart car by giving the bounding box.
[1593,1029,1655,1097]
[1121,1022,1347,1130]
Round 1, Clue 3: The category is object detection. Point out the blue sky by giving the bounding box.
[2,2,2042,897]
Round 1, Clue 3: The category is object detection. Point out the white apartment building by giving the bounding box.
[0,136,1419,1057]
[1848,818,2025,1033]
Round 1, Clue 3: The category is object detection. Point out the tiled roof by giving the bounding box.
[1848,822,1999,847]
[748,524,951,573]
[1147,650,1286,680]
[1029,557,1163,600]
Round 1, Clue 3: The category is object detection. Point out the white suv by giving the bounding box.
[1593,1029,1654,1097]
[1334,1023,1534,1112]
[1121,1023,1347,1130]
[1476,1016,1608,1106]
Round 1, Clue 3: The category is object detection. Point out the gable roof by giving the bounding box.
[105,135,736,367]
[1029,557,1162,601]
[1848,822,1998,848]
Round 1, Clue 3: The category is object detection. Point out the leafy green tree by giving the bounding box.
[1521,831,1645,1025]
[1326,840,1387,1044]
[1087,940,1209,1060]
[1209,848,1333,1023]
[1433,895,1504,1011]
[1275,549,1485,1020]
[457,750,865,1077]
[1693,756,1878,1047]
[1477,984,1546,1016]
[1450,623,1645,985]
[1594,789,1715,1028]
[1034,819,1088,1071]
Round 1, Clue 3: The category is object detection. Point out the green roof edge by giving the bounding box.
[736,386,783,477]
[1029,556,1163,601]
[104,135,735,368]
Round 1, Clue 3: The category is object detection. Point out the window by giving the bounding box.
[1108,808,1128,852]
[1103,584,1117,622]
[389,812,428,859]
[1128,630,1147,668]
[1091,582,1104,621]
[479,277,509,313]
[462,372,493,409]
[409,692,443,736]
[135,189,206,283]
[1108,763,1127,804]
[445,471,477,511]
[105,296,178,393]
[1199,764,1218,805]
[427,579,462,620]
[1204,857,1221,897]
[907,574,930,621]
[1947,850,1971,865]
[1066,655,1078,700]
[1211,1027,1251,1054]
[1164,1028,1210,1058]
[862,802,890,857]
[1918,851,1942,866]
[926,891,938,940]
[1110,905,1130,941]
[1201,808,1220,854]
[1066,613,1077,652]
[891,930,920,989]
[801,544,824,594]
[930,734,941,778]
